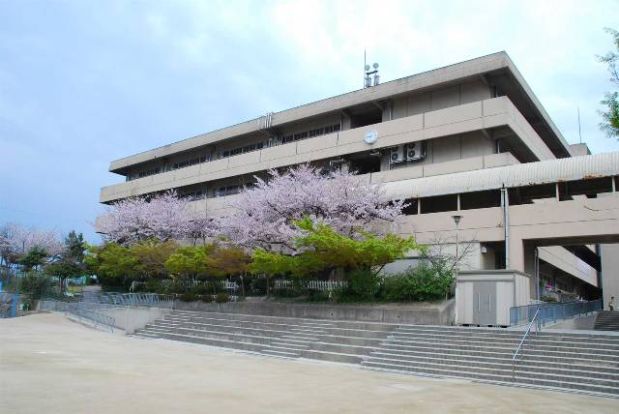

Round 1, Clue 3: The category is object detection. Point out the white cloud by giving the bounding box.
[1,0,619,239]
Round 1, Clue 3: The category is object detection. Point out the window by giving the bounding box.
[558,177,613,200]
[136,167,161,179]
[402,199,418,215]
[460,190,501,210]
[509,184,556,205]
[420,195,458,214]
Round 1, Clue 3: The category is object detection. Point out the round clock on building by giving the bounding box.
[364,130,378,145]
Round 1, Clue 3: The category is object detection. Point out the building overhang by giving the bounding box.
[383,151,619,200]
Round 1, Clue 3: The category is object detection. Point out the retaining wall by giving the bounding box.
[174,299,455,325]
[102,306,172,334]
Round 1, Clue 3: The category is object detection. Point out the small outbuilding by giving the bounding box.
[455,270,531,326]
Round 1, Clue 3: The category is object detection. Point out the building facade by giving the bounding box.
[100,52,619,306]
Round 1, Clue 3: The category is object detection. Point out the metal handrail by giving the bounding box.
[68,304,116,333]
[512,306,540,363]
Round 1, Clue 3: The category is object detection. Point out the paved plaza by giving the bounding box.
[1,313,617,414]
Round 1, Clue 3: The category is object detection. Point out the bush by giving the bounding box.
[345,269,379,301]
[191,283,212,296]
[249,277,267,296]
[200,294,213,303]
[179,292,197,302]
[19,272,54,300]
[382,264,454,302]
[165,279,189,294]
[144,279,166,294]
[215,292,230,303]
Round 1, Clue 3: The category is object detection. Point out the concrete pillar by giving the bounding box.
[508,237,526,274]
[601,244,619,310]
[523,244,537,299]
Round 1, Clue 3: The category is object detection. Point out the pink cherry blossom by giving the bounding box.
[97,191,196,245]
[215,165,406,251]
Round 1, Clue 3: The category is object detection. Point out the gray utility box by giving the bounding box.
[456,270,531,326]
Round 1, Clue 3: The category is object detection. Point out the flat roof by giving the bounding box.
[109,51,572,174]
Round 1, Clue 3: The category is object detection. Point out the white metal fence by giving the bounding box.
[273,280,348,291]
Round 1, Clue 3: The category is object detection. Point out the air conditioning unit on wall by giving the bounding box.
[390,146,405,164]
[406,141,427,162]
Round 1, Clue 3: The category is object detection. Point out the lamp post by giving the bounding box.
[452,215,462,268]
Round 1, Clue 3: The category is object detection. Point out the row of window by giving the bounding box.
[128,123,342,180]
[220,142,265,159]
[179,185,249,200]
[400,179,616,215]
[281,123,341,143]
[129,156,207,181]
[179,189,207,201]
[172,155,208,170]
[215,185,242,197]
[137,167,161,178]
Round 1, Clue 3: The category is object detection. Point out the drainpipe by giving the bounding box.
[501,185,510,269]
[534,247,540,301]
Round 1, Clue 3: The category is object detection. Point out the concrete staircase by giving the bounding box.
[135,310,619,397]
[362,325,619,396]
[136,310,393,363]
[594,311,619,331]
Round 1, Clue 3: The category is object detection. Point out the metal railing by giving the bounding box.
[81,292,175,309]
[0,292,20,318]
[66,303,116,332]
[40,292,174,332]
[510,299,602,326]
[512,307,541,362]
[273,280,349,291]
[39,299,116,332]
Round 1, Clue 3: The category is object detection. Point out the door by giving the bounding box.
[473,282,496,325]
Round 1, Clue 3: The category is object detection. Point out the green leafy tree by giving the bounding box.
[130,240,178,279]
[64,231,85,262]
[85,243,141,289]
[599,28,619,138]
[250,218,418,294]
[207,246,252,296]
[293,217,418,276]
[19,271,54,305]
[19,246,48,271]
[44,261,82,290]
[45,231,87,291]
[164,245,212,280]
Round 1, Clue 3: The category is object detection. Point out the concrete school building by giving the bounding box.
[99,51,619,319]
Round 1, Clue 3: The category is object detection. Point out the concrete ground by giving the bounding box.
[1,314,617,414]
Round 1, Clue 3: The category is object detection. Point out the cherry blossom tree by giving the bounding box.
[0,223,63,267]
[97,191,195,245]
[216,165,406,251]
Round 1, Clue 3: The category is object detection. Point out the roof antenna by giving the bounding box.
[364,50,380,88]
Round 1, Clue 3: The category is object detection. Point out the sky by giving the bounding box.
[1,0,618,243]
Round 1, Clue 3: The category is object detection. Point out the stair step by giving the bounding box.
[364,355,619,384]
[369,350,619,376]
[134,310,619,396]
[259,349,300,358]
[361,361,619,396]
